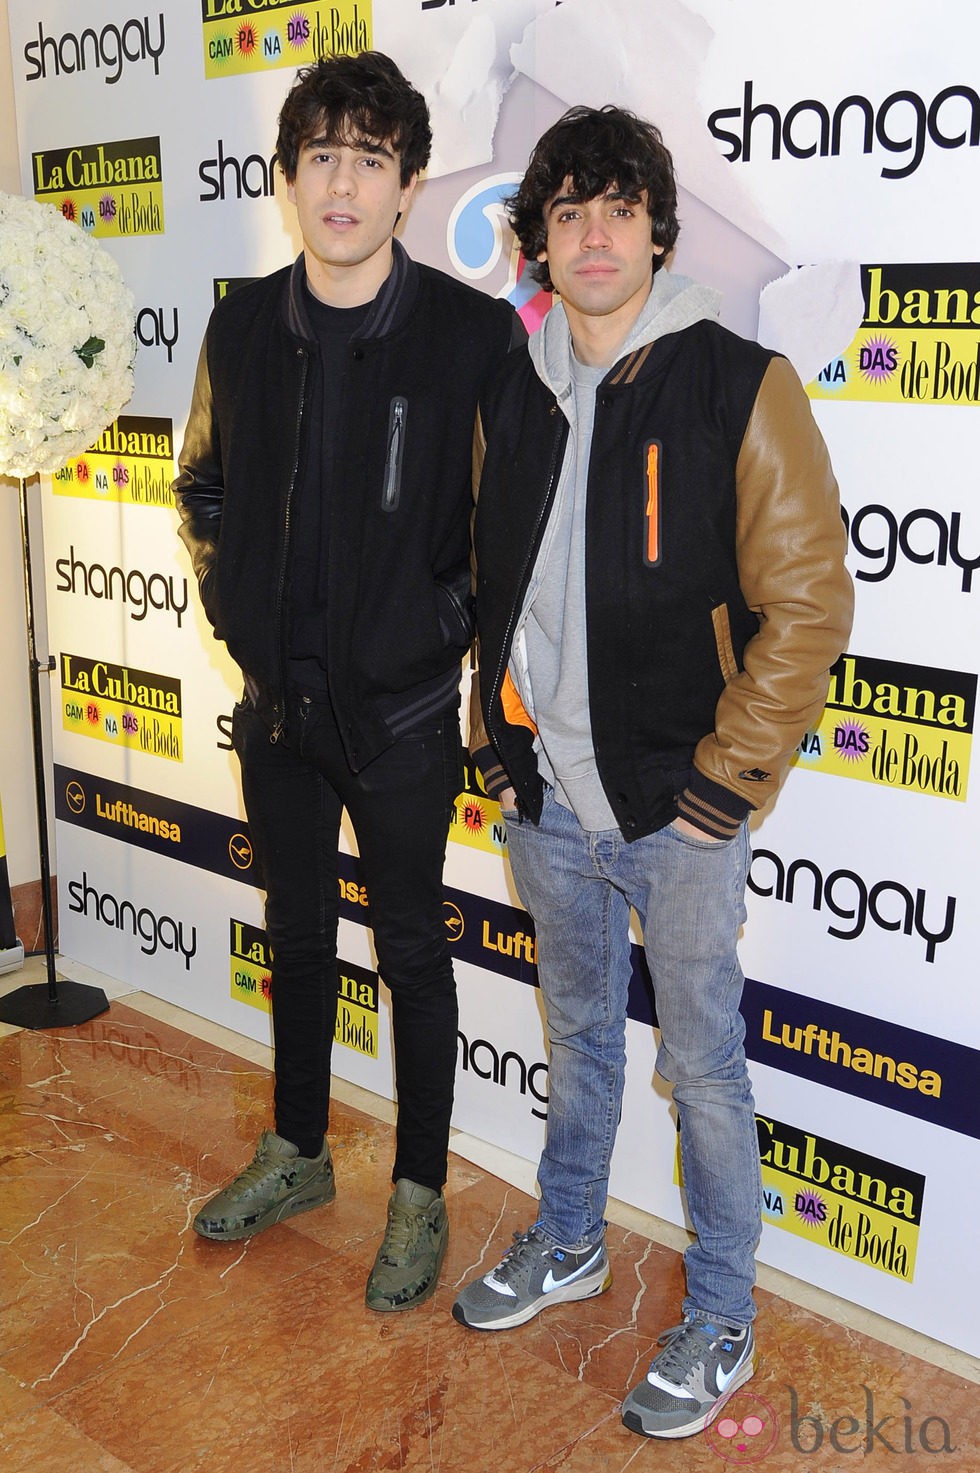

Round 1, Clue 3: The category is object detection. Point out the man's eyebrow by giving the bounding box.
[546,187,639,214]
[303,135,395,160]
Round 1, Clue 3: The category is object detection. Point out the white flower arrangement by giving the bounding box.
[0,192,136,479]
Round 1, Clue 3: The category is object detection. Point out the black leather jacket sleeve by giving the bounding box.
[173,335,223,630]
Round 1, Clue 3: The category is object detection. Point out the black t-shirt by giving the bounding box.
[287,289,372,694]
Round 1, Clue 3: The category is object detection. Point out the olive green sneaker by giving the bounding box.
[193,1130,335,1241]
[365,1178,448,1312]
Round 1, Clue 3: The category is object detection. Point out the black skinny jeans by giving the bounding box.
[233,691,462,1192]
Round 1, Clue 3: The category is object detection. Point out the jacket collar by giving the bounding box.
[284,237,421,343]
[529,269,720,399]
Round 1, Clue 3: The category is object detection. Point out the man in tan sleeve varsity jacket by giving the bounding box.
[452,103,853,1442]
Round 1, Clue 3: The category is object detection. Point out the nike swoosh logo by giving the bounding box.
[714,1353,744,1395]
[541,1245,603,1294]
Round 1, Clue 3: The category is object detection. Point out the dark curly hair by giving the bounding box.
[276,51,431,185]
[509,106,679,290]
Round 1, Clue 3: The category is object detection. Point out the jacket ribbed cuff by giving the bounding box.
[677,769,753,840]
[470,744,512,802]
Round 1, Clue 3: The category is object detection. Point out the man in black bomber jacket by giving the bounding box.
[174,52,521,1312]
[451,106,853,1436]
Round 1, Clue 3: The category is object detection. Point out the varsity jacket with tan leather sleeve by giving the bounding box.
[468,310,854,842]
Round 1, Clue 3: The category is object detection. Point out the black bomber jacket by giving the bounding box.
[174,242,519,768]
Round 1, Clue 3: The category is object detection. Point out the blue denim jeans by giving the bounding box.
[505,788,762,1327]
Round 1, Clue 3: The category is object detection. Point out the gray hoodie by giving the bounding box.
[512,270,720,830]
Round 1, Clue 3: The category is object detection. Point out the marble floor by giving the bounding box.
[1,957,978,1473]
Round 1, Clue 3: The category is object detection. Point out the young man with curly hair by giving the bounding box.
[175,51,522,1312]
[452,105,852,1437]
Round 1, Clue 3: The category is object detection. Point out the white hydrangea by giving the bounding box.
[0,192,135,478]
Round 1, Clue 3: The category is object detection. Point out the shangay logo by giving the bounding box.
[23,15,166,86]
[458,1026,549,1120]
[61,653,183,763]
[67,870,197,971]
[33,135,163,237]
[136,305,179,365]
[792,652,975,802]
[841,501,980,595]
[54,544,188,629]
[201,0,369,80]
[199,141,278,202]
[810,264,980,406]
[708,80,979,180]
[748,847,954,964]
[53,416,175,509]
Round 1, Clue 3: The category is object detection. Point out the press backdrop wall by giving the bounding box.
[7,0,979,1355]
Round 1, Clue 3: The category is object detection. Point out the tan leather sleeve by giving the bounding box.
[693,356,854,809]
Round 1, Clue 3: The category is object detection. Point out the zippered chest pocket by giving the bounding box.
[382,395,408,511]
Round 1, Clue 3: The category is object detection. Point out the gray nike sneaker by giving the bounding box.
[452,1225,611,1331]
[193,1130,335,1241]
[621,1314,755,1439]
[365,1178,449,1312]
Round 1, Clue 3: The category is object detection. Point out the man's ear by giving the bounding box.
[397,171,419,220]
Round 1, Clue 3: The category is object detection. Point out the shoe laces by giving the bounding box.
[231,1140,289,1192]
[380,1200,425,1265]
[491,1228,548,1287]
[648,1320,717,1387]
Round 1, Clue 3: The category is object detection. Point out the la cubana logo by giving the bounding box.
[32,136,163,237]
[229,918,378,1057]
[61,653,183,763]
[755,1116,924,1283]
[202,0,370,79]
[53,416,175,509]
[809,264,980,406]
[676,1113,925,1282]
[793,652,975,803]
[230,918,273,1010]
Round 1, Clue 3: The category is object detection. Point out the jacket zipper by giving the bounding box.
[270,346,309,743]
[382,396,407,510]
[486,406,567,784]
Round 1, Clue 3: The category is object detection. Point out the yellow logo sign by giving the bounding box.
[202,0,370,79]
[793,653,975,802]
[335,962,378,1058]
[450,760,509,855]
[32,136,164,236]
[53,416,175,507]
[230,918,272,1011]
[809,264,980,406]
[676,1113,924,1282]
[61,652,182,763]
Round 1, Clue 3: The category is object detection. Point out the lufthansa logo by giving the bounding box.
[229,833,253,870]
[443,901,464,943]
[66,779,86,814]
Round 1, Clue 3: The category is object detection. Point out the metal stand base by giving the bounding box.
[0,976,110,1029]
[3,476,111,1033]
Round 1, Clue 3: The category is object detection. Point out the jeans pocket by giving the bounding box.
[666,818,742,851]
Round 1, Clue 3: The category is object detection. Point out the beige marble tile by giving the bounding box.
[1,994,979,1473]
